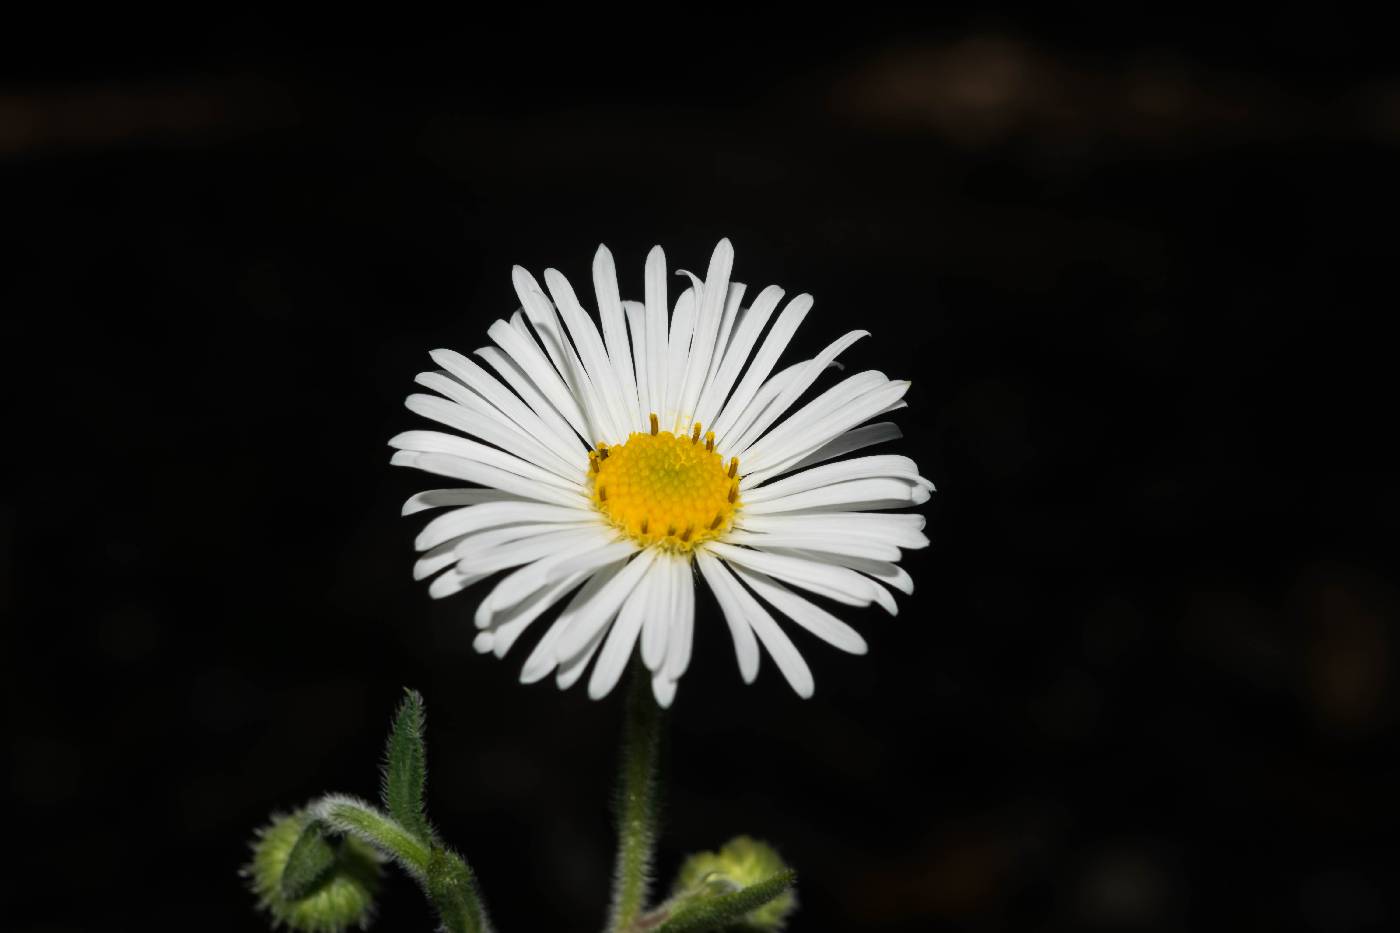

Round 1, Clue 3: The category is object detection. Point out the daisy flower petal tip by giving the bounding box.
[392,239,934,704]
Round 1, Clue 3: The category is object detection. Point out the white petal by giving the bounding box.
[651,675,677,708]
[710,293,812,443]
[726,329,869,459]
[640,575,670,673]
[705,541,885,610]
[512,266,589,398]
[588,562,656,699]
[736,512,929,550]
[414,534,469,581]
[475,343,589,453]
[770,547,915,597]
[743,455,924,504]
[748,422,903,486]
[412,500,596,552]
[401,488,521,516]
[723,529,902,562]
[644,554,674,672]
[452,521,600,567]
[715,359,817,456]
[696,550,760,683]
[593,245,643,434]
[390,426,580,493]
[513,271,614,445]
[692,284,784,431]
[554,548,659,663]
[702,282,746,392]
[747,380,912,480]
[483,536,630,619]
[429,348,587,472]
[644,245,669,420]
[427,568,488,599]
[705,281,750,375]
[487,572,588,657]
[664,556,695,680]
[453,526,606,579]
[544,267,630,443]
[714,559,815,698]
[546,539,636,583]
[664,287,695,429]
[395,450,589,510]
[403,389,576,482]
[485,318,589,441]
[475,550,584,632]
[675,239,734,429]
[623,300,650,424]
[739,370,891,473]
[520,563,620,684]
[450,523,599,574]
[728,564,867,654]
[556,621,607,690]
[740,477,928,515]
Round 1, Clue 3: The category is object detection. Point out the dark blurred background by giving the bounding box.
[4,13,1397,932]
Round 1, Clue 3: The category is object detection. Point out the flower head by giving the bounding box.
[392,239,932,706]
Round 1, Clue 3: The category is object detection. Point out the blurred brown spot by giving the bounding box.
[0,76,295,157]
[848,829,1020,921]
[831,35,1398,149]
[1297,565,1393,735]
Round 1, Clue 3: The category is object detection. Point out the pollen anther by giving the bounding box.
[590,421,741,553]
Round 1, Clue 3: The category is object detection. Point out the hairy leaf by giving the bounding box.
[382,688,434,843]
[279,818,337,900]
[657,870,797,932]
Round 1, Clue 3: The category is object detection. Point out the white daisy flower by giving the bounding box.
[391,239,933,706]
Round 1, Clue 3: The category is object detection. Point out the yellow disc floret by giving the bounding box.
[590,412,740,553]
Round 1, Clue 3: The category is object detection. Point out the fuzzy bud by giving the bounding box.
[245,809,382,932]
[672,836,796,930]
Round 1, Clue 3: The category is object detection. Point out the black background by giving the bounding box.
[5,14,1397,932]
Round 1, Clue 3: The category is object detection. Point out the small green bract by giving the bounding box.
[674,836,796,931]
[246,810,382,932]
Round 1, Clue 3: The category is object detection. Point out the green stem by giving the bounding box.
[314,795,431,879]
[314,795,489,933]
[428,846,490,933]
[608,658,664,932]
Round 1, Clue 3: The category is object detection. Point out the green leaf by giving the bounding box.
[279,818,337,901]
[382,688,434,843]
[427,846,490,933]
[656,870,797,933]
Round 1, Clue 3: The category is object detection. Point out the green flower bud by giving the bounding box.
[245,810,382,932]
[673,836,796,931]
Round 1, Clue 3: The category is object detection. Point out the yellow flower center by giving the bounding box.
[589,413,741,553]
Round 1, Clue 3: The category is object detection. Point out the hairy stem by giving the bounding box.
[608,659,664,932]
[314,795,432,879]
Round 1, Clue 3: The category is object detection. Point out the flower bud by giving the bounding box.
[245,809,382,932]
[673,835,796,930]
